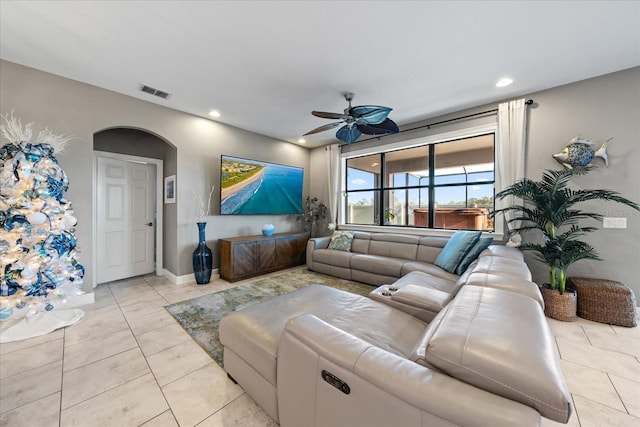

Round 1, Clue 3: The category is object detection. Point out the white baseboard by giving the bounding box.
[161,269,219,285]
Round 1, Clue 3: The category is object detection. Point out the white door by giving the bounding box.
[96,156,156,284]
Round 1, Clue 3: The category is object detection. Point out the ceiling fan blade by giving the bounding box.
[303,121,343,136]
[336,125,362,144]
[349,105,392,124]
[357,118,399,135]
[312,111,352,120]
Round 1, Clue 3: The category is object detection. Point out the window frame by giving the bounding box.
[339,123,502,238]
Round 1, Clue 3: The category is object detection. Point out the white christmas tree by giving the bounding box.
[0,114,85,342]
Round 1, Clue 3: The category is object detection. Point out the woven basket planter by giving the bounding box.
[568,277,637,327]
[540,286,577,321]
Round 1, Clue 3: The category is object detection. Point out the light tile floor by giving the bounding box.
[0,269,638,426]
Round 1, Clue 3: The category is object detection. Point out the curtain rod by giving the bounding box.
[357,99,534,143]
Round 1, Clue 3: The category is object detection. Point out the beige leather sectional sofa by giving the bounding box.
[219,232,572,426]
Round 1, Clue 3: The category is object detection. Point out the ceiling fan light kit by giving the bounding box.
[304,93,399,144]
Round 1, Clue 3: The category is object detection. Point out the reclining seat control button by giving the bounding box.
[322,370,351,394]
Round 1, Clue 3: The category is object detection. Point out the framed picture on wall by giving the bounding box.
[164,175,176,204]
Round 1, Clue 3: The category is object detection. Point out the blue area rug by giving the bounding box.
[165,269,372,367]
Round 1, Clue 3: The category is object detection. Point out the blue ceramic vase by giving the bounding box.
[192,222,212,284]
[262,223,275,236]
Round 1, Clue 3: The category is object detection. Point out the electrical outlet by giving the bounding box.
[603,217,627,229]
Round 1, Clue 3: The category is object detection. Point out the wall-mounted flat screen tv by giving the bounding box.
[220,155,304,215]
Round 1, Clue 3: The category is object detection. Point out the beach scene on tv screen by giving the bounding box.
[220,156,303,215]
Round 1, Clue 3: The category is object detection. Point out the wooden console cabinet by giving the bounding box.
[219,231,309,282]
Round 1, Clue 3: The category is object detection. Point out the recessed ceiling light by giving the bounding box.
[297,138,306,144]
[371,162,379,167]
[208,110,221,118]
[496,78,513,88]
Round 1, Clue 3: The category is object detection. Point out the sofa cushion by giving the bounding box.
[400,262,460,282]
[392,270,458,294]
[327,230,354,251]
[350,254,405,277]
[313,248,354,268]
[454,237,493,275]
[433,230,481,273]
[465,272,544,308]
[422,286,572,423]
[329,293,428,357]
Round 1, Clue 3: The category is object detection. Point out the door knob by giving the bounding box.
[146,222,153,226]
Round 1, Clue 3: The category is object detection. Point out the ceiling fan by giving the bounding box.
[304,93,399,144]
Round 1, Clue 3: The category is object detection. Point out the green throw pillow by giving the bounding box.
[327,231,354,252]
[434,230,482,274]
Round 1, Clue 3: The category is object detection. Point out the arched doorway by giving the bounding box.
[93,128,177,286]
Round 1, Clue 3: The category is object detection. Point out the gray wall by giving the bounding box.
[1,60,310,290]
[525,67,639,298]
[311,67,640,298]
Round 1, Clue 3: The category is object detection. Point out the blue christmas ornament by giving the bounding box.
[1,284,17,296]
[48,233,75,255]
[0,143,19,161]
[4,214,28,231]
[47,176,66,201]
[0,307,13,319]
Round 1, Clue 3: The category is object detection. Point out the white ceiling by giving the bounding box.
[1,1,639,148]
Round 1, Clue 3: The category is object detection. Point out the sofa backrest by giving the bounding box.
[479,245,524,260]
[455,246,542,305]
[348,232,450,263]
[471,255,533,281]
[368,233,420,260]
[416,285,572,423]
[416,236,449,264]
[351,232,372,254]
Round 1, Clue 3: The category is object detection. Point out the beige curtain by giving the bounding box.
[496,98,527,243]
[326,143,341,229]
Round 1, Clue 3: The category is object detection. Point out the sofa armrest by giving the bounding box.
[391,284,453,312]
[309,236,331,250]
[277,314,540,427]
[306,236,331,269]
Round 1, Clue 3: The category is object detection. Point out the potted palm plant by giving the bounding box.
[493,167,639,320]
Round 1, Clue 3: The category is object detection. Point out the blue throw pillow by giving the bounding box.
[434,230,482,274]
[454,237,493,275]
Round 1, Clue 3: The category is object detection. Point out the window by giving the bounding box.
[344,133,495,231]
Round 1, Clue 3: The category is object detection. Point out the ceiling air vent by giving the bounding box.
[140,85,170,99]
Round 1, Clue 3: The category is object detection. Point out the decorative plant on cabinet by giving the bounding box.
[298,196,327,237]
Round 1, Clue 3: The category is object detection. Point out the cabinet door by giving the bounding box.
[276,235,308,267]
[276,236,297,267]
[295,235,309,264]
[257,239,276,270]
[232,241,257,276]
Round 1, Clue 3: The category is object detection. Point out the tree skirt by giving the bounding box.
[0,309,85,343]
[165,269,372,367]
